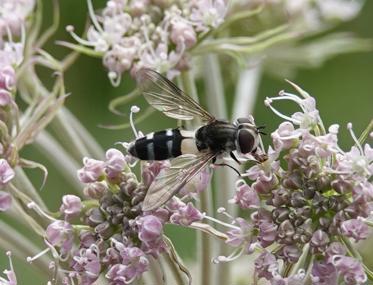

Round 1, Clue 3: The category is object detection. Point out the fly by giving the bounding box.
[128,68,267,211]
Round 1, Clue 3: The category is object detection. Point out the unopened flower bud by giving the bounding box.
[0,191,12,212]
[0,159,15,186]
[77,157,105,183]
[60,195,82,220]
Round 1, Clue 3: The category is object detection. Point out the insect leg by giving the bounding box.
[212,162,241,176]
[230,152,241,165]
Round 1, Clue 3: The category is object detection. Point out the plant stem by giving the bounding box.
[180,70,214,285]
[0,220,51,277]
[51,109,90,161]
[34,130,83,195]
[13,167,47,209]
[203,54,232,285]
[164,252,185,285]
[60,107,105,159]
[233,60,262,118]
[148,257,166,285]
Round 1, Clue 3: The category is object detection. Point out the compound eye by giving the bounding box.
[236,117,253,124]
[237,129,255,154]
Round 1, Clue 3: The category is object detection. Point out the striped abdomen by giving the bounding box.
[128,129,198,160]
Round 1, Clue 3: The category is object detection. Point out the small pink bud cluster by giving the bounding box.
[228,88,373,284]
[40,148,208,284]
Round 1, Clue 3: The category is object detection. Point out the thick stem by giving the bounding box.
[233,60,262,118]
[180,70,214,285]
[203,54,232,285]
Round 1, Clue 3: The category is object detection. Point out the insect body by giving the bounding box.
[129,69,266,211]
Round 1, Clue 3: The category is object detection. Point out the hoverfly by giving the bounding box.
[128,69,266,211]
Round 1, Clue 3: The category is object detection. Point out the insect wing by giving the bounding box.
[142,152,215,211]
[136,68,215,122]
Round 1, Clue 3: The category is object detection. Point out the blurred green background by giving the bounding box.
[1,0,372,283]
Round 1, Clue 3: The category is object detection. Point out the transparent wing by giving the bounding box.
[142,152,216,211]
[136,68,215,122]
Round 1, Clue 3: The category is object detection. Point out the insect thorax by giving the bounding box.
[195,121,237,153]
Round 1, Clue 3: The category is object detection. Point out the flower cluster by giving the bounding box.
[66,0,227,85]
[226,86,372,284]
[33,148,204,284]
[0,0,35,211]
[0,0,35,37]
[244,0,363,31]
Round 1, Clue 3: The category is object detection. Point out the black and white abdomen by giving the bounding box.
[128,129,199,160]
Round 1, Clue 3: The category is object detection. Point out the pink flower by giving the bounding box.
[170,17,197,50]
[311,261,337,285]
[106,246,149,285]
[225,218,255,252]
[229,180,260,209]
[60,195,82,220]
[0,66,16,91]
[271,122,301,151]
[83,181,108,199]
[0,159,15,186]
[46,220,74,255]
[254,251,278,280]
[332,255,367,285]
[0,89,12,106]
[137,215,163,243]
[170,202,203,226]
[310,230,330,254]
[77,157,105,183]
[141,161,170,187]
[105,148,126,178]
[340,219,369,242]
[190,0,227,31]
[71,244,101,284]
[0,191,12,212]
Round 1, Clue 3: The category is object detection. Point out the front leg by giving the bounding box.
[230,151,241,165]
[211,156,241,176]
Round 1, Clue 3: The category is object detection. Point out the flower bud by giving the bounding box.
[77,157,105,183]
[0,191,12,211]
[105,148,126,179]
[170,202,203,226]
[46,220,73,254]
[60,195,82,220]
[340,219,369,242]
[0,159,15,186]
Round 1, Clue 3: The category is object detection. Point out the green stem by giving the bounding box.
[203,54,232,285]
[51,110,91,161]
[180,70,214,285]
[0,220,51,277]
[340,235,363,261]
[163,252,185,285]
[358,119,373,145]
[13,167,47,209]
[148,257,166,285]
[233,59,262,118]
[33,131,83,195]
[61,107,105,159]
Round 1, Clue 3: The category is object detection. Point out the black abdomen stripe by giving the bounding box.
[129,129,183,160]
